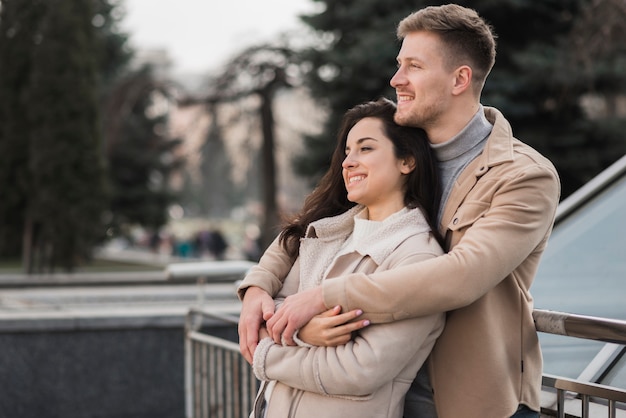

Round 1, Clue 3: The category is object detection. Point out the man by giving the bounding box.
[238,4,560,418]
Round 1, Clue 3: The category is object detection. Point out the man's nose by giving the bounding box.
[390,67,405,88]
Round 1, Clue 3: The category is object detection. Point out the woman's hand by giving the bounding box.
[298,306,370,347]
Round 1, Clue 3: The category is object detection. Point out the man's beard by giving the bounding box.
[394,109,423,128]
[394,102,441,130]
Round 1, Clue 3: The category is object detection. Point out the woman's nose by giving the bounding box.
[342,153,356,168]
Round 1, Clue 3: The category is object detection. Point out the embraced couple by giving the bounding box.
[237,4,560,418]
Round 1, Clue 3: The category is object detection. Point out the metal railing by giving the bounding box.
[185,308,257,418]
[533,309,626,417]
[185,308,626,418]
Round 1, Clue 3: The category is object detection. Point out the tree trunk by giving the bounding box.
[21,214,34,274]
[259,91,279,252]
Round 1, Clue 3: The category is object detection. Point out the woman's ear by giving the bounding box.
[400,157,416,174]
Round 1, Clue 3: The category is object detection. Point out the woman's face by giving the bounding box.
[342,117,414,221]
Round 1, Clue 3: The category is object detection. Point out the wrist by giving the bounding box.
[242,285,267,301]
[314,286,326,311]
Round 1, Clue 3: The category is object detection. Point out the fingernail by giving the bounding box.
[356,310,363,316]
[363,320,370,326]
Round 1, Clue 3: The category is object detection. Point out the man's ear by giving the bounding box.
[401,157,416,174]
[452,65,472,96]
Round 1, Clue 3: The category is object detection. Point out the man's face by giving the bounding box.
[390,31,456,135]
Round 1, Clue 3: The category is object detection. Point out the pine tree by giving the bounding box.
[477,0,626,196]
[0,0,129,271]
[23,0,108,272]
[0,0,46,258]
[104,67,184,237]
[295,0,416,182]
[0,0,183,270]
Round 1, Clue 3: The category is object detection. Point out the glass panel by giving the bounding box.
[539,334,605,379]
[534,174,626,320]
[533,171,626,381]
[600,349,626,390]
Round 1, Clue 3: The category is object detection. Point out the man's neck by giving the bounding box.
[426,101,481,145]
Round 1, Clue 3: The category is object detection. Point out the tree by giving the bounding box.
[478,0,626,197]
[103,67,184,238]
[0,0,46,259]
[197,44,301,250]
[91,0,132,89]
[295,0,416,182]
[0,0,108,272]
[297,0,626,198]
[196,103,238,218]
[0,0,132,272]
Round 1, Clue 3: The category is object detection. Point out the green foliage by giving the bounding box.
[0,0,177,270]
[104,67,184,237]
[0,0,109,272]
[0,0,46,257]
[296,0,626,197]
[91,0,132,87]
[295,0,418,182]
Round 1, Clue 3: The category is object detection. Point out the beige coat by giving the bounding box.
[250,206,444,418]
[239,107,560,418]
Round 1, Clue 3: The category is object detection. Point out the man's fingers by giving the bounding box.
[238,319,257,364]
[318,305,342,318]
[261,298,275,322]
[246,325,259,362]
[267,311,286,344]
[237,286,273,364]
[282,322,297,346]
[266,287,326,345]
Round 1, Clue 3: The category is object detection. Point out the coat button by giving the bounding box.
[453,218,459,225]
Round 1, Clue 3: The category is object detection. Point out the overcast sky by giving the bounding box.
[120,0,315,74]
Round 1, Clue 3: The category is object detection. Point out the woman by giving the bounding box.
[247,98,445,418]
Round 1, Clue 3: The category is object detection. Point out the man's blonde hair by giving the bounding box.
[397,4,497,90]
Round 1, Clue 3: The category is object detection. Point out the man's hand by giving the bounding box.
[258,325,270,340]
[238,286,275,364]
[298,306,370,347]
[266,286,326,345]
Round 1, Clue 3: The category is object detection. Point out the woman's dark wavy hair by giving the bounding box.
[279,97,443,258]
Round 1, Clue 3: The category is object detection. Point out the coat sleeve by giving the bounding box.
[322,162,560,322]
[237,236,294,300]
[258,312,443,396]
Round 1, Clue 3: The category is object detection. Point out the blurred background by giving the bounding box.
[1,2,625,417]
[0,0,625,273]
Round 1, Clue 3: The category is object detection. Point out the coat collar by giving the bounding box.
[440,107,516,230]
[299,206,431,290]
[477,106,515,171]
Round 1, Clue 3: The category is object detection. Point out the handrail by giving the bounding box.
[543,374,626,403]
[166,260,255,281]
[534,309,626,345]
[184,307,626,418]
[534,309,626,417]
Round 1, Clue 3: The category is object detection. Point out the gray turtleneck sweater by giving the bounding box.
[430,105,493,224]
